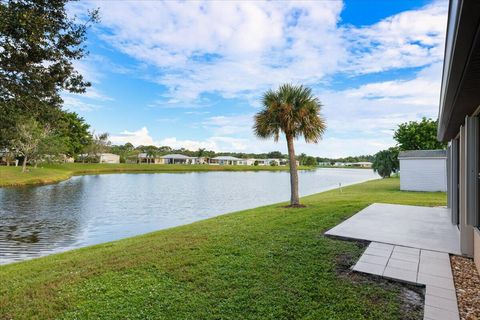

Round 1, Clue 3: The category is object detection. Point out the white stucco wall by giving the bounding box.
[99,153,120,164]
[399,158,447,192]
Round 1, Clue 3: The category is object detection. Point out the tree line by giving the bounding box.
[107,144,324,166]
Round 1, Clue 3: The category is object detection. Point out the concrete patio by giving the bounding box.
[325,203,460,254]
[325,203,461,320]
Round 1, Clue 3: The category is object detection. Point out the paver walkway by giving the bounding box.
[353,242,459,320]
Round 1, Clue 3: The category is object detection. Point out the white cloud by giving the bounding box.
[81,0,345,103]
[73,1,448,157]
[77,0,446,104]
[110,127,155,146]
[65,57,114,112]
[62,95,100,112]
[344,1,447,74]
[62,87,113,112]
[202,114,253,135]
[109,59,443,157]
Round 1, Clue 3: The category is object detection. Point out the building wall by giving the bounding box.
[459,126,475,256]
[100,154,120,164]
[474,229,480,272]
[399,158,447,192]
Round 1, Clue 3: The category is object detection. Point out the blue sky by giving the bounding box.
[65,0,447,157]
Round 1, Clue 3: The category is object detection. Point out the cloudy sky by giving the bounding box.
[66,0,447,158]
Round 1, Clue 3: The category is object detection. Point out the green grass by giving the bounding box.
[0,178,445,319]
[0,163,313,187]
[0,166,72,187]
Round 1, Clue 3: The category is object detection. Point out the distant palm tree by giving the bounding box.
[146,149,157,164]
[253,84,326,207]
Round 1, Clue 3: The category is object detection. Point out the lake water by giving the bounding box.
[0,168,378,264]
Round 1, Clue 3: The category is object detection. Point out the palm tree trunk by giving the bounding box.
[286,134,300,206]
[22,156,27,173]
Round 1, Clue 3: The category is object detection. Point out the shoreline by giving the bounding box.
[0,174,379,266]
[0,178,446,319]
[0,163,318,188]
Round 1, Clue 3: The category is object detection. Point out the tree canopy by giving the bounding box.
[393,118,446,151]
[0,0,98,154]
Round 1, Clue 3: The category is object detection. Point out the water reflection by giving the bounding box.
[0,169,377,264]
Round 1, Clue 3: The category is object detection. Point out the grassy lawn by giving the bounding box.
[0,163,313,187]
[0,178,445,319]
[0,166,73,187]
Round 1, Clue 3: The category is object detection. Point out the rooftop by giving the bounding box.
[212,156,242,161]
[161,154,194,159]
[398,150,447,159]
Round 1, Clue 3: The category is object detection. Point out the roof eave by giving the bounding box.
[437,0,480,142]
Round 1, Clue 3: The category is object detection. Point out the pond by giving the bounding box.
[0,168,378,264]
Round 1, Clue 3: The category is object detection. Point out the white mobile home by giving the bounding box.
[210,156,246,165]
[161,154,195,164]
[398,150,447,192]
[351,161,372,168]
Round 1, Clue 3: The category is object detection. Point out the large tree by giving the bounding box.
[56,111,92,157]
[254,84,326,207]
[12,118,48,172]
[0,0,98,149]
[393,117,446,151]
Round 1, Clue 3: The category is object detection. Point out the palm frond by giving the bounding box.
[254,83,326,143]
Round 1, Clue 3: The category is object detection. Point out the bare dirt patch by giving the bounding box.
[335,241,424,320]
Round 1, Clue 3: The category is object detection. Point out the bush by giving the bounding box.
[304,156,317,166]
[372,148,399,178]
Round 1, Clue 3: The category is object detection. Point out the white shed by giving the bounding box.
[99,153,120,164]
[398,150,447,192]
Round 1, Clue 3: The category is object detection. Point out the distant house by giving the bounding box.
[99,153,120,164]
[253,159,269,166]
[398,150,447,192]
[245,158,285,166]
[210,156,247,165]
[265,158,284,166]
[351,161,373,168]
[193,157,209,164]
[137,153,163,164]
[334,162,347,167]
[161,154,195,164]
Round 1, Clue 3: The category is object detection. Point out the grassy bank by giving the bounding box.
[0,179,446,319]
[0,166,73,187]
[0,163,313,187]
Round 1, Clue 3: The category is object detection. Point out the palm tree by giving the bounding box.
[146,148,157,164]
[253,84,326,207]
